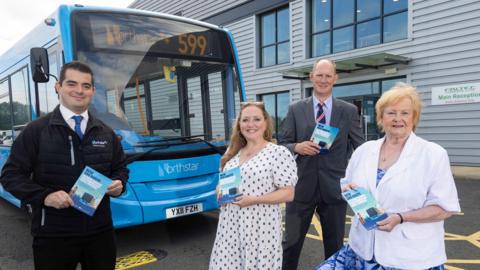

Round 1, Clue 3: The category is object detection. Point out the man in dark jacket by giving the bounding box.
[0,61,129,270]
[280,59,364,269]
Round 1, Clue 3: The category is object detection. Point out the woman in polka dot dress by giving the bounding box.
[209,102,298,270]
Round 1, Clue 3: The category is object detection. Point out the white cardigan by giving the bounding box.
[342,132,461,269]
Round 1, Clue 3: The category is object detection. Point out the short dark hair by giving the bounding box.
[59,61,94,86]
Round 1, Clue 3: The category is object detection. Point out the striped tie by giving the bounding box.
[316,103,325,124]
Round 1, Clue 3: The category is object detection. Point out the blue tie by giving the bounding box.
[72,115,84,140]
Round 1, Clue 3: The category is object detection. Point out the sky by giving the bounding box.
[0,0,134,55]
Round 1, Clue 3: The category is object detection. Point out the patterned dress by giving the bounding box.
[313,244,444,270]
[209,143,297,270]
[313,169,444,270]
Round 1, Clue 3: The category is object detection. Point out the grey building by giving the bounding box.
[129,0,480,166]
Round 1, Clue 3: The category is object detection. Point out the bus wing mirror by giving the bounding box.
[30,48,50,83]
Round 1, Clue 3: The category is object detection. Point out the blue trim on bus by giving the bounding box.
[0,187,21,208]
[127,154,220,183]
[142,189,218,223]
[58,5,75,62]
[110,183,143,228]
[113,188,218,228]
[0,148,21,207]
[112,155,220,227]
[226,29,246,101]
[114,129,227,153]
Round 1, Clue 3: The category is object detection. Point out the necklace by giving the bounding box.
[380,144,395,163]
[380,139,406,164]
[380,143,388,162]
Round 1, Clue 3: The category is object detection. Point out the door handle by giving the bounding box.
[363,115,368,140]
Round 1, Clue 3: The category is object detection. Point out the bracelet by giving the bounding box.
[396,213,404,224]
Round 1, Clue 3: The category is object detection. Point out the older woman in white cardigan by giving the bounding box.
[314,83,460,270]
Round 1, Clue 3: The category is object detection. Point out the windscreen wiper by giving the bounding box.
[181,134,225,155]
[135,134,209,145]
[125,134,225,164]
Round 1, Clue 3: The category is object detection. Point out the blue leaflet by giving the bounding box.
[342,187,388,230]
[71,166,112,216]
[218,167,242,205]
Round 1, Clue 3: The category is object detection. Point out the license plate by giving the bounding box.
[166,203,203,219]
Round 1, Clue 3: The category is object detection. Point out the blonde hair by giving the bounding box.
[375,83,422,132]
[220,102,274,170]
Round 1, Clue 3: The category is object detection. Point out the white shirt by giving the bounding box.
[342,132,461,269]
[59,104,89,134]
[312,94,332,125]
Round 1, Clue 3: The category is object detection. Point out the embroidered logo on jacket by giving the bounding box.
[91,140,108,147]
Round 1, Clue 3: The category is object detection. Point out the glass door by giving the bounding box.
[178,64,228,141]
[340,95,380,141]
[185,76,206,137]
[362,96,380,141]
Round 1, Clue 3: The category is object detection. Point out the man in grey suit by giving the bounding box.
[280,59,364,269]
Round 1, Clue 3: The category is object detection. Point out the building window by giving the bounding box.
[311,0,408,57]
[260,6,290,67]
[306,76,406,97]
[259,91,289,138]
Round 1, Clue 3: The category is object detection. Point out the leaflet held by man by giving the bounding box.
[70,166,112,216]
[310,123,339,153]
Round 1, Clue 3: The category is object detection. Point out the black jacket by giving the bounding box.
[0,106,129,237]
[278,97,364,203]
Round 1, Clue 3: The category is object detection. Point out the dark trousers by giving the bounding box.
[33,229,116,270]
[282,199,347,270]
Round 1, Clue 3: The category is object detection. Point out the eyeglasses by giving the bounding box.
[240,101,265,108]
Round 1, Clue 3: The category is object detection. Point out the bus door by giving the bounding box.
[147,76,182,138]
[123,69,183,139]
[178,65,227,141]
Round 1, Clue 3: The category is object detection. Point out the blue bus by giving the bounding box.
[0,5,245,228]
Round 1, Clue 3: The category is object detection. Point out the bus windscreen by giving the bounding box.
[70,11,241,150]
